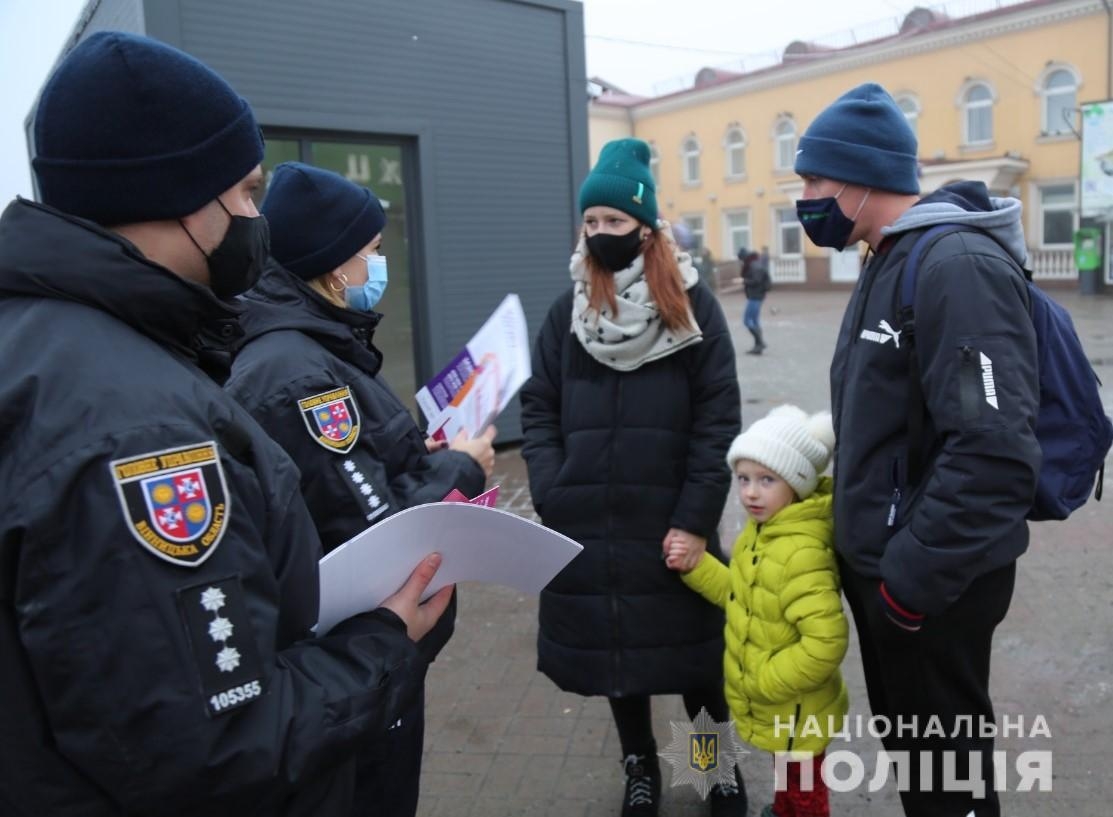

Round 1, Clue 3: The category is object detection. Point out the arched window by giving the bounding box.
[773,117,796,171]
[724,126,747,178]
[682,136,701,185]
[1041,67,1079,135]
[961,81,995,145]
[895,94,921,137]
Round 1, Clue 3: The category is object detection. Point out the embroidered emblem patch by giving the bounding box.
[111,442,230,568]
[298,386,361,453]
[176,576,265,717]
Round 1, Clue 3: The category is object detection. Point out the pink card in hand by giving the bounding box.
[442,485,500,507]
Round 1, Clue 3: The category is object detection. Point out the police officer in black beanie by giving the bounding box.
[227,162,497,817]
[0,31,452,817]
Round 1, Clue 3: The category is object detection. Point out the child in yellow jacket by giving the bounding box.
[666,405,849,817]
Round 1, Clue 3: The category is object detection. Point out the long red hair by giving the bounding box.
[583,230,693,332]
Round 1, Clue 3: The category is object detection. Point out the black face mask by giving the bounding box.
[586,228,644,273]
[181,198,270,298]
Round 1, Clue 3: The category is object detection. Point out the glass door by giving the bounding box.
[310,141,415,414]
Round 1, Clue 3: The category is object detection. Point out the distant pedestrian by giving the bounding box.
[738,248,771,354]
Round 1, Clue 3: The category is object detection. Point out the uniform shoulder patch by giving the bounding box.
[110,442,230,568]
[176,576,265,717]
[298,385,361,454]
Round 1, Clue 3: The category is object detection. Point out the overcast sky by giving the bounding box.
[1,0,955,201]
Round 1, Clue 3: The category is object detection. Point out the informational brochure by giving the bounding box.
[315,502,581,635]
[416,294,530,441]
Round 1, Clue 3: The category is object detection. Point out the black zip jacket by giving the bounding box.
[830,182,1040,616]
[0,199,420,817]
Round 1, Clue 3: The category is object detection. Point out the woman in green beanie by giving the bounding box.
[520,138,746,817]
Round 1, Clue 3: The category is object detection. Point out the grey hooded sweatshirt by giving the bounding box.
[830,181,1041,616]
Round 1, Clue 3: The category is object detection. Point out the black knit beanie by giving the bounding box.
[261,162,387,280]
[32,31,264,225]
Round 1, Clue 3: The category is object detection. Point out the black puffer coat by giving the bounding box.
[520,281,741,697]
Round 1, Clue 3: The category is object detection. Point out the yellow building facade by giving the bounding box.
[589,0,1113,287]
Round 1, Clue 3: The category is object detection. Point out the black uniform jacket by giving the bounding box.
[226,262,485,659]
[0,199,420,817]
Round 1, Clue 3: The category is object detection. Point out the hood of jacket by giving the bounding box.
[0,197,241,379]
[881,180,1028,268]
[756,476,834,542]
[237,258,384,377]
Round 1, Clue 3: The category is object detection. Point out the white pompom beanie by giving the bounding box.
[726,405,836,499]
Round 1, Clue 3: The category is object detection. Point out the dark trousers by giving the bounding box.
[608,686,730,756]
[839,558,1016,817]
[351,684,426,817]
[743,298,765,347]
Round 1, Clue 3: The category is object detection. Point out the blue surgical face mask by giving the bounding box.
[346,254,389,312]
[796,185,870,250]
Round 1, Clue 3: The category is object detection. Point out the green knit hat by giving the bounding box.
[578,138,658,226]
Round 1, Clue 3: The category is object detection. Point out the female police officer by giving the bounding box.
[225,162,495,816]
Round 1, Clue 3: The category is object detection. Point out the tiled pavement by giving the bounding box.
[417,286,1113,817]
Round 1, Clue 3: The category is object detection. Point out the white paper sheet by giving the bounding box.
[316,503,582,635]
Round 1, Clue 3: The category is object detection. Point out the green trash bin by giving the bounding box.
[1074,228,1102,295]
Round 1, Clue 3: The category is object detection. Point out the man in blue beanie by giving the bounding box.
[796,82,1040,817]
[0,31,450,817]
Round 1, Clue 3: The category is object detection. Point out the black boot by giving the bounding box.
[709,764,748,816]
[745,327,763,355]
[621,753,661,817]
[754,327,767,352]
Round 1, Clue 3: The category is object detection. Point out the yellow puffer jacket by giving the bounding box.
[682,477,848,754]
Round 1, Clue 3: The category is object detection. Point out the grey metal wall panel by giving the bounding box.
[82,0,145,35]
[174,0,587,440]
[83,0,586,441]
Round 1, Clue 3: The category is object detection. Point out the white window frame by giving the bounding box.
[681,135,701,186]
[722,209,752,259]
[1037,65,1080,136]
[723,126,747,180]
[680,213,706,250]
[895,93,921,138]
[773,117,797,171]
[957,80,996,146]
[774,206,803,257]
[1037,181,1078,248]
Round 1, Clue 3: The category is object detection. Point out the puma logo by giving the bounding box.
[859,319,902,349]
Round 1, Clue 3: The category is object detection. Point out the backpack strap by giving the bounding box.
[899,224,969,488]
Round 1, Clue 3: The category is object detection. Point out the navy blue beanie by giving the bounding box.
[261,162,387,281]
[794,83,919,195]
[32,31,263,225]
